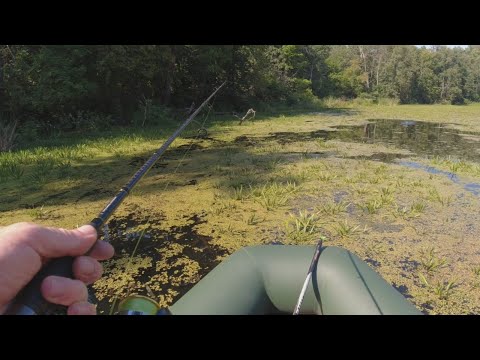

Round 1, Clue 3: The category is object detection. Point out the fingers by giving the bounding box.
[73,240,114,284]
[41,276,88,306]
[14,223,98,258]
[68,301,96,315]
[42,275,98,315]
[73,256,103,284]
[87,240,115,261]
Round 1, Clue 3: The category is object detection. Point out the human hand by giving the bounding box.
[0,222,114,315]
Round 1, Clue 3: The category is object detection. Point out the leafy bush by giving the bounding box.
[60,111,113,131]
[449,87,465,105]
[133,104,172,127]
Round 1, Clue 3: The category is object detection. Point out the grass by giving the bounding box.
[378,187,395,205]
[264,157,283,170]
[246,213,263,225]
[318,172,337,182]
[419,273,457,300]
[380,186,395,196]
[411,201,427,214]
[344,176,356,184]
[285,210,321,243]
[315,138,334,149]
[333,220,360,238]
[410,180,424,187]
[28,205,50,220]
[393,205,414,219]
[218,224,245,236]
[419,247,448,274]
[251,181,298,210]
[368,176,381,185]
[231,185,247,201]
[374,164,388,174]
[293,170,311,182]
[361,199,383,214]
[209,200,238,216]
[353,185,369,195]
[317,200,350,215]
[55,161,73,179]
[7,162,24,179]
[255,190,288,210]
[3,103,480,315]
[430,156,478,176]
[428,188,452,206]
[472,266,480,277]
[393,201,426,219]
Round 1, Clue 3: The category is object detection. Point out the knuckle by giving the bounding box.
[14,222,40,235]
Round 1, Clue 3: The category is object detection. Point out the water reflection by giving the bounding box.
[333,119,480,162]
[332,119,480,196]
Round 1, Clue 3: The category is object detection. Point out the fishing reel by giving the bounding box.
[117,295,171,315]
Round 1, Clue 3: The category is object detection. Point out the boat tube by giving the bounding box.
[168,245,422,315]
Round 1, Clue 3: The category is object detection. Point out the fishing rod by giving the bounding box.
[5,81,227,315]
[292,239,323,315]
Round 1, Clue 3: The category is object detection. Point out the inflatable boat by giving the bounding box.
[121,245,422,315]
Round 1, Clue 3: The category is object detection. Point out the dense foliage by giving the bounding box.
[1,45,479,136]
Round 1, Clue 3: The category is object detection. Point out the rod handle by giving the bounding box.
[4,256,74,315]
[5,221,100,315]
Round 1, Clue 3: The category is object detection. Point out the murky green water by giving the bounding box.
[324,119,480,194]
[329,119,480,162]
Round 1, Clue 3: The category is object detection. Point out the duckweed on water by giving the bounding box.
[3,104,480,314]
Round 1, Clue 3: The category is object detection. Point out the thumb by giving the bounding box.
[21,224,99,259]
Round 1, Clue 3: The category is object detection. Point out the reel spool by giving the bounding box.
[117,295,171,315]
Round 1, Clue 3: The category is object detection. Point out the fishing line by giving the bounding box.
[162,97,216,192]
[114,92,219,312]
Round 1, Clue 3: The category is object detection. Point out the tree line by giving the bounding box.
[1,45,479,133]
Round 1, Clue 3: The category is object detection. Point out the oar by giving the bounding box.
[293,239,323,315]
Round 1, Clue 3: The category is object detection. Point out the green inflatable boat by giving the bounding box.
[121,245,422,315]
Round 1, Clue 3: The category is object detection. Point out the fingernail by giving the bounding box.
[76,225,97,241]
[81,257,96,276]
[68,308,80,315]
[45,277,63,298]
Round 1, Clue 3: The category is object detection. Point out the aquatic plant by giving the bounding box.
[285,210,321,242]
[318,200,350,215]
[318,172,337,182]
[361,199,383,214]
[419,273,457,300]
[246,213,263,225]
[472,266,480,277]
[28,205,50,220]
[334,220,360,238]
[428,188,452,206]
[419,247,448,273]
[231,185,247,201]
